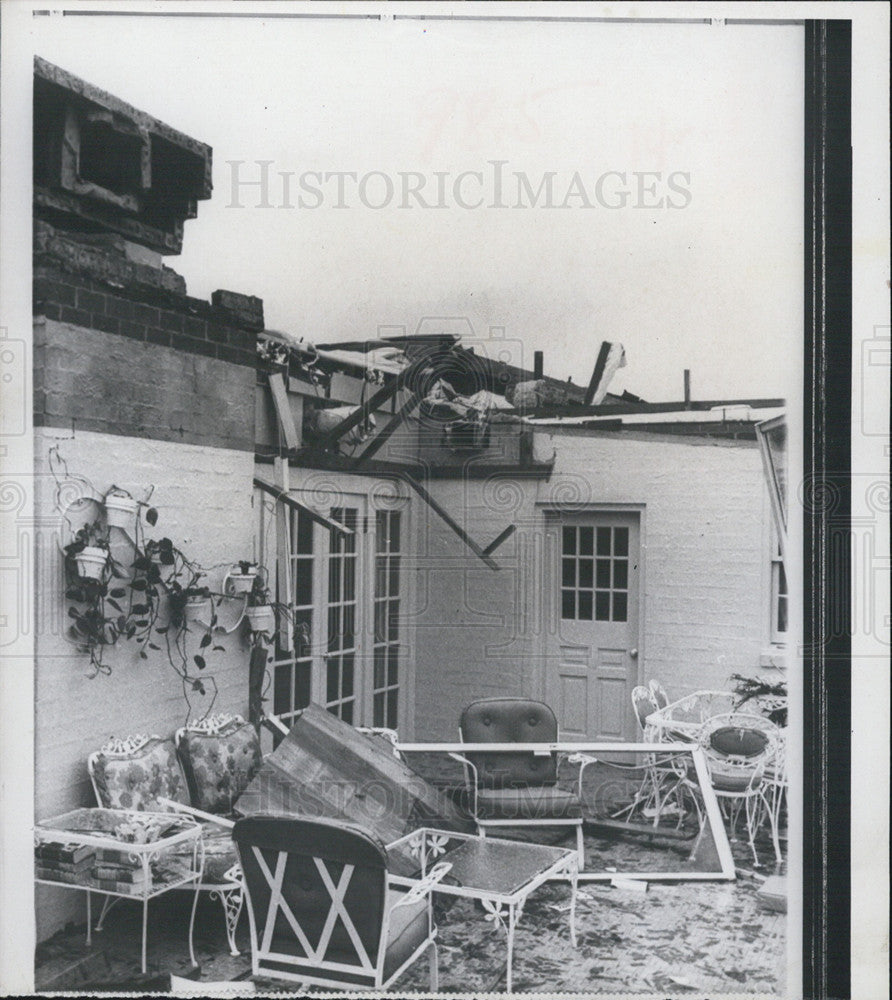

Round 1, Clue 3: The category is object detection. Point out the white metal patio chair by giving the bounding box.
[232,814,451,991]
[648,679,670,710]
[696,712,781,867]
[608,686,701,828]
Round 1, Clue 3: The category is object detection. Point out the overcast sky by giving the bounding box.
[30,11,804,402]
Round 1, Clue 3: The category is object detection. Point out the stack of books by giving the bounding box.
[91,847,153,894]
[34,842,95,885]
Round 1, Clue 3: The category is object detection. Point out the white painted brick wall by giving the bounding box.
[411,431,772,739]
[33,428,256,939]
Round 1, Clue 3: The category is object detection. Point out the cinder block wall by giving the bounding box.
[411,430,770,739]
[32,291,259,938]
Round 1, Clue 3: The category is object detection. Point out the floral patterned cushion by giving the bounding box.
[168,821,238,883]
[177,717,262,814]
[91,737,190,812]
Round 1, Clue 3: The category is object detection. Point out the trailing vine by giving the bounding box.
[59,471,230,718]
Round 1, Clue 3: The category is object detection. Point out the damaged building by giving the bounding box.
[27,54,788,954]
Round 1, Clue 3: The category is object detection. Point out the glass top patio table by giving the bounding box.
[436,834,574,897]
[646,689,788,746]
[386,827,578,992]
[387,827,577,900]
[645,689,738,741]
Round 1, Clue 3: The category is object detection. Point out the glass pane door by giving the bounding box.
[372,509,402,728]
[270,505,315,729]
[325,506,359,722]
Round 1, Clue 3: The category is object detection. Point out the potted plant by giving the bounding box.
[729,673,788,727]
[103,486,140,531]
[166,577,213,630]
[145,536,176,569]
[245,576,276,636]
[228,560,259,594]
[64,521,110,580]
[182,586,213,623]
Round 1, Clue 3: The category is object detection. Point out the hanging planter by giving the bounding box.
[64,521,110,581]
[74,546,109,580]
[104,488,140,532]
[184,590,212,623]
[227,561,259,595]
[244,573,276,637]
[245,604,276,636]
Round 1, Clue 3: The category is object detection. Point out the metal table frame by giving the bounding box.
[643,689,739,741]
[35,809,205,973]
[387,826,579,992]
[394,740,736,882]
[642,701,788,864]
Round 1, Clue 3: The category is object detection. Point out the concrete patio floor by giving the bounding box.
[35,828,786,996]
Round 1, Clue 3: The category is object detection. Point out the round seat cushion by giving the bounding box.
[709,726,769,758]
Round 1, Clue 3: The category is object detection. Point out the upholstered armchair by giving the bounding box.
[451,698,595,866]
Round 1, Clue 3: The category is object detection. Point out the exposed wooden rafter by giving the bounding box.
[351,392,421,466]
[253,476,354,536]
[312,355,432,451]
[267,372,300,450]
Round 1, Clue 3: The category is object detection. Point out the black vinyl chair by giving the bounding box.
[232,815,450,991]
[452,698,595,866]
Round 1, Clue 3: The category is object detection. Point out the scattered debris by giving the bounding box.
[507,378,570,408]
[757,875,787,912]
[610,877,649,893]
[304,403,376,446]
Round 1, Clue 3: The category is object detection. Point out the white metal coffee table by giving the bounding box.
[388,827,578,992]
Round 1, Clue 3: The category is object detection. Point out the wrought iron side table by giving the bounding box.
[35,807,204,973]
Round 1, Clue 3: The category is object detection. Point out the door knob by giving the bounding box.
[630,648,638,659]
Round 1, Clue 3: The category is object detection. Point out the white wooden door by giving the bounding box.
[544,511,641,741]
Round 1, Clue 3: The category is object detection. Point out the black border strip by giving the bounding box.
[804,20,852,1000]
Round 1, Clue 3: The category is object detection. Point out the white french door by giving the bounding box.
[267,491,407,732]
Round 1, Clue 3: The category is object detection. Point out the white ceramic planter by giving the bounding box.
[228,569,258,594]
[74,546,108,580]
[246,605,276,635]
[184,597,211,623]
[104,492,139,531]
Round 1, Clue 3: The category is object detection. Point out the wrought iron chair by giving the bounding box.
[696,712,781,866]
[87,713,262,955]
[232,815,450,991]
[452,698,595,867]
[611,686,663,821]
[648,679,670,710]
[610,686,700,827]
[761,737,787,864]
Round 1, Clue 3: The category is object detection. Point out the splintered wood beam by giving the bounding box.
[253,476,354,535]
[268,372,301,450]
[351,392,421,466]
[403,474,501,570]
[583,341,612,406]
[482,523,516,556]
[314,356,431,450]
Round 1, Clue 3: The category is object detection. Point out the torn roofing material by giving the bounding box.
[237,703,474,877]
[525,404,786,427]
[260,329,629,409]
